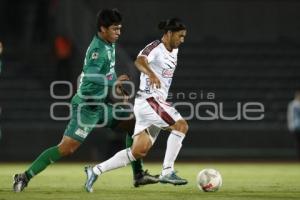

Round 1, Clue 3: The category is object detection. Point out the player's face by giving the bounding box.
[170,30,187,49]
[102,24,122,43]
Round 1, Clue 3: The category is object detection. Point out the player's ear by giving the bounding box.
[167,30,173,39]
[100,26,107,33]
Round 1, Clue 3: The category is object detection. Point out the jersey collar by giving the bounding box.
[96,33,114,47]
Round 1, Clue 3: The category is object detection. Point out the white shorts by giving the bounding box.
[133,96,183,143]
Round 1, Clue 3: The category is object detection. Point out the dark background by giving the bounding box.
[0,0,299,162]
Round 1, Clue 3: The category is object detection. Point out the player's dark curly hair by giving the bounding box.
[158,18,186,33]
[96,8,122,31]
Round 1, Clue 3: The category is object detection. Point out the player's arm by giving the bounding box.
[134,56,161,88]
[85,66,114,86]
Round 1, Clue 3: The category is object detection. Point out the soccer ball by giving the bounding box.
[196,168,222,192]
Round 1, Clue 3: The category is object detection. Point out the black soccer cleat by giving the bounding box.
[13,173,29,192]
[134,170,159,187]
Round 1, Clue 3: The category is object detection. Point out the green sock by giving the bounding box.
[25,146,62,180]
[126,134,143,176]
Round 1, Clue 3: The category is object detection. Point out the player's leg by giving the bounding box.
[13,135,82,192]
[125,133,143,175]
[145,97,189,185]
[84,130,153,192]
[29,136,81,176]
[111,113,144,175]
[162,119,188,175]
[107,105,159,187]
[159,119,188,185]
[13,103,96,192]
[125,133,159,187]
[84,98,160,192]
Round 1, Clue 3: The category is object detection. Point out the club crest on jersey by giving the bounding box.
[162,69,174,78]
[91,52,99,60]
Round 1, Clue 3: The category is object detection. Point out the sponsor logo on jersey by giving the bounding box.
[164,58,177,67]
[162,69,174,78]
[75,128,88,138]
[166,63,174,69]
[106,73,113,80]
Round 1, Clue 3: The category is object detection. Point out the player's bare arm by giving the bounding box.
[134,56,161,88]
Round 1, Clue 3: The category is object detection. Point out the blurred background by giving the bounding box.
[0,0,299,162]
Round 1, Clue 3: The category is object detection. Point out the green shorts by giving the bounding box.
[64,101,131,143]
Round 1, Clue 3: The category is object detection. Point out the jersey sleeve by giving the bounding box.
[84,48,109,85]
[85,48,106,68]
[137,40,160,63]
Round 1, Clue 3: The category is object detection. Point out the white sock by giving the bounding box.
[93,148,136,175]
[162,130,185,176]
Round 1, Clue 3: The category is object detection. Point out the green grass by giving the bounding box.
[1,162,300,200]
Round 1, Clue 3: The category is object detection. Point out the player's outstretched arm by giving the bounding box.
[134,56,161,88]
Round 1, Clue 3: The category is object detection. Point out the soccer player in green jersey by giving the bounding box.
[13,8,158,192]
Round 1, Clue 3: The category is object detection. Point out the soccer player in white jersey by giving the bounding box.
[84,18,188,192]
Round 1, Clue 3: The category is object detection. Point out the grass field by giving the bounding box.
[1,162,300,200]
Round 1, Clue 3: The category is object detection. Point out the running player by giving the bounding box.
[13,8,158,192]
[84,18,188,192]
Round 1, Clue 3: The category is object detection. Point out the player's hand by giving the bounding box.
[117,74,130,82]
[148,72,161,89]
[116,74,130,87]
[116,85,129,102]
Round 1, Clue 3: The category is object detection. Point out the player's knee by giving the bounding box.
[58,144,77,156]
[135,151,148,159]
[59,147,74,156]
[174,120,189,134]
[131,146,149,159]
[58,136,81,156]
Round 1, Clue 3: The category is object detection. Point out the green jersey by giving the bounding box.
[64,34,131,142]
[73,34,117,104]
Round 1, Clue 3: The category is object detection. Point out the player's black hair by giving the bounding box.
[158,18,186,33]
[96,8,122,31]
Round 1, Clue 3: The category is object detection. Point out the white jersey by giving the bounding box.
[133,40,183,138]
[137,40,178,101]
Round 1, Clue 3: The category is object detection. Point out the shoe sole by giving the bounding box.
[159,179,188,185]
[134,179,159,187]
